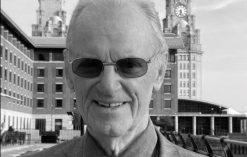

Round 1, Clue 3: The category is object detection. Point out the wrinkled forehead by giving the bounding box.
[69,1,158,55]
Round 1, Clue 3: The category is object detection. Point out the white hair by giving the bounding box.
[66,0,168,68]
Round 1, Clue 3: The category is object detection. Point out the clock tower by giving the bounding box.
[163,0,203,100]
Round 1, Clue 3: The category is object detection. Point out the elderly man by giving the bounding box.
[23,0,206,156]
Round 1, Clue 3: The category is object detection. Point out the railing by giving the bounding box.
[162,130,247,157]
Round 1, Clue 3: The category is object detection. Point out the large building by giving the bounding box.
[163,0,202,100]
[1,0,246,138]
[32,0,67,37]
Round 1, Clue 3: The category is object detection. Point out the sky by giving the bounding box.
[2,0,247,113]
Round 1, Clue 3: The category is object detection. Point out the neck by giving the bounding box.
[90,118,149,156]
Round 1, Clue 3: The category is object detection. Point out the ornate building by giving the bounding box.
[32,0,67,37]
[163,0,203,99]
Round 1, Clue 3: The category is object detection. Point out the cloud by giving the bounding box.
[193,0,245,12]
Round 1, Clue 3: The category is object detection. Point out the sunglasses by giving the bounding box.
[71,58,151,78]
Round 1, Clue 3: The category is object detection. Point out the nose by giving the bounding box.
[96,65,121,97]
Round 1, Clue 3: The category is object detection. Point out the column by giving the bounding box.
[175,116,178,132]
[193,116,196,135]
[229,116,233,134]
[210,116,215,135]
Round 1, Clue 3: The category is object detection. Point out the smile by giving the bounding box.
[94,100,129,108]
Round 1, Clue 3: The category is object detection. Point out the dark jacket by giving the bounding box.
[22,125,206,157]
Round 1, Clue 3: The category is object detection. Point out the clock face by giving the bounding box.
[175,4,187,18]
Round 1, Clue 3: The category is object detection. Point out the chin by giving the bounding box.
[92,119,133,138]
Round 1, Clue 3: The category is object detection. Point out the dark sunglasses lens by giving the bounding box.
[72,58,103,78]
[117,58,148,78]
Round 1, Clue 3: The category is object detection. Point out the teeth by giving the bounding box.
[96,101,126,108]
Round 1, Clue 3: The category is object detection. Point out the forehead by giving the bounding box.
[70,1,158,59]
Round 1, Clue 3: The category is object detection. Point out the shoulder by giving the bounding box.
[21,136,85,157]
[155,128,207,157]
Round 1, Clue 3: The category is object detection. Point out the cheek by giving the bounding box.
[73,78,96,123]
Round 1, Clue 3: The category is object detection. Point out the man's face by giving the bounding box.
[66,4,163,137]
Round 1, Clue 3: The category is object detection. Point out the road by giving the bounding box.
[1,143,56,157]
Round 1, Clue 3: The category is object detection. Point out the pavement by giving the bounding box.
[1,143,56,157]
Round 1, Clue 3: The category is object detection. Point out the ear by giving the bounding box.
[63,49,74,91]
[153,64,166,92]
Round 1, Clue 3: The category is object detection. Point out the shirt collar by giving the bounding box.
[83,118,158,157]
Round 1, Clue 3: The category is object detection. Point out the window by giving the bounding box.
[18,58,20,68]
[31,68,33,76]
[9,71,12,82]
[25,63,27,73]
[164,100,171,109]
[5,49,8,60]
[193,82,196,87]
[9,52,12,63]
[21,61,24,70]
[180,72,182,79]
[17,76,20,86]
[37,99,44,108]
[37,68,45,77]
[192,63,196,70]
[14,55,16,66]
[13,74,16,84]
[164,85,171,93]
[4,69,7,80]
[56,68,63,77]
[35,119,46,133]
[55,119,62,134]
[52,52,64,61]
[28,66,30,74]
[37,84,44,92]
[35,52,49,61]
[21,78,23,87]
[165,70,171,78]
[24,80,27,89]
[169,53,175,63]
[31,83,33,91]
[56,84,63,93]
[55,99,63,108]
[8,90,12,96]
[180,63,182,70]
[183,72,186,78]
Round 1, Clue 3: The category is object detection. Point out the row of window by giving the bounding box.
[179,63,196,70]
[36,98,64,108]
[177,54,197,61]
[36,83,63,93]
[179,72,196,79]
[1,88,33,107]
[37,68,63,77]
[0,67,33,91]
[1,45,33,76]
[1,26,32,59]
[149,99,171,109]
[179,90,197,97]
[179,81,196,88]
